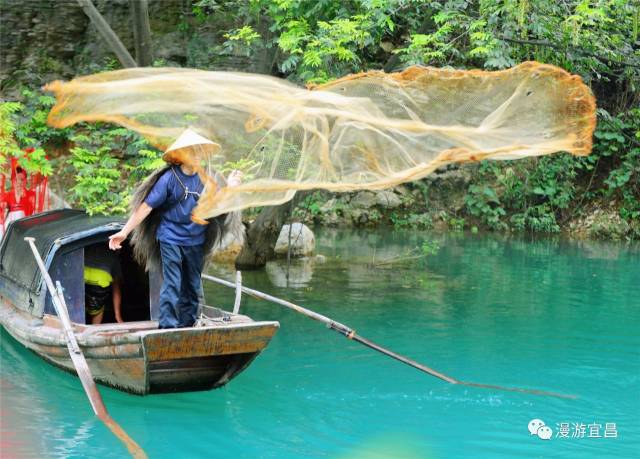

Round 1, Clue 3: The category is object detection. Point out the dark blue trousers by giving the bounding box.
[158,242,205,328]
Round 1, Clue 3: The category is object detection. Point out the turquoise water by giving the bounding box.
[1,230,639,458]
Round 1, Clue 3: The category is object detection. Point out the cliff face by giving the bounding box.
[2,0,87,90]
[0,0,191,96]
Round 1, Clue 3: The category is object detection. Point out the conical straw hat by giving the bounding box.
[162,128,220,163]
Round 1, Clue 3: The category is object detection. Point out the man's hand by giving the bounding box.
[109,231,128,250]
[108,202,153,251]
[227,170,243,187]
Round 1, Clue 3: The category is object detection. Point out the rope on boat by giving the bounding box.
[202,273,577,400]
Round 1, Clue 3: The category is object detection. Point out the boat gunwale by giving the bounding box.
[1,301,279,349]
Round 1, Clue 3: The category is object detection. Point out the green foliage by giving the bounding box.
[420,239,440,256]
[600,108,640,221]
[68,126,163,216]
[278,15,375,83]
[221,25,263,56]
[219,157,259,181]
[389,211,433,229]
[69,132,127,215]
[195,0,405,82]
[510,204,560,233]
[459,107,639,235]
[0,102,24,168]
[4,88,163,216]
[4,0,638,238]
[447,216,465,231]
[192,0,638,92]
[464,183,507,230]
[392,0,638,86]
[0,96,54,176]
[299,191,326,216]
[225,25,261,45]
[188,0,638,238]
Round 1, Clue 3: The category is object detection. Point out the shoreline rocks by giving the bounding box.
[274,223,315,257]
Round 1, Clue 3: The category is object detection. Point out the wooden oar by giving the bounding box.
[203,273,576,399]
[24,237,146,459]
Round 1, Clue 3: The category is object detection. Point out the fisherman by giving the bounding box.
[84,243,123,324]
[108,129,242,329]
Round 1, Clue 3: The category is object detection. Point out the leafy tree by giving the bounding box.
[6,1,639,238]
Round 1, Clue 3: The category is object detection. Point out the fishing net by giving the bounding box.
[45,61,596,222]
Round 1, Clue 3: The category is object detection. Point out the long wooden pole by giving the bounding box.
[202,273,576,399]
[24,238,146,459]
[76,0,137,68]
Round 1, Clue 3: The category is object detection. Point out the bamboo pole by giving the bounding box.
[25,238,146,459]
[202,273,576,399]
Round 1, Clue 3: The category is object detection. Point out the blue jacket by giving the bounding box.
[144,167,206,246]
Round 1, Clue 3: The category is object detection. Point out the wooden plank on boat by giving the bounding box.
[142,323,279,361]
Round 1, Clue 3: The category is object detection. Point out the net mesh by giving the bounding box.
[45,61,596,221]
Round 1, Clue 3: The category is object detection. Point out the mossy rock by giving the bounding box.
[586,211,631,240]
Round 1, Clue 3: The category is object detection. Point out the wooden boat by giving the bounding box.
[0,209,279,395]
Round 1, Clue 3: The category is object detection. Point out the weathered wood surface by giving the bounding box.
[0,299,279,394]
[143,323,278,361]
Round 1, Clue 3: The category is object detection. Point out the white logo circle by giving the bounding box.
[528,419,553,440]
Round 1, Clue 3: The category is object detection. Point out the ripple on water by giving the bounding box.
[2,232,639,458]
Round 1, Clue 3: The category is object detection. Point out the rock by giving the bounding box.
[323,211,339,226]
[380,41,395,53]
[375,190,402,208]
[394,185,411,196]
[210,230,245,263]
[424,167,472,187]
[320,198,336,212]
[341,208,360,224]
[343,208,371,226]
[586,211,630,240]
[351,191,377,209]
[274,223,315,257]
[155,31,188,62]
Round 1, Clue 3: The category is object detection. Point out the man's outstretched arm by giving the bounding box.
[108,202,153,250]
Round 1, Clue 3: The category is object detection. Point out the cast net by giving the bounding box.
[45,61,596,221]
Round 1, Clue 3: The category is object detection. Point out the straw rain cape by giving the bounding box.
[129,166,243,272]
[46,61,596,222]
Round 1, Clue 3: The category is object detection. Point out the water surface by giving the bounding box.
[1,230,638,458]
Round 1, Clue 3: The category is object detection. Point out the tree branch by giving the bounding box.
[77,0,137,68]
[130,0,153,66]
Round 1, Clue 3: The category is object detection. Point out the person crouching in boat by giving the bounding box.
[107,129,242,329]
[84,243,123,324]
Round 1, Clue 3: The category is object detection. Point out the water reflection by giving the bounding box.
[4,229,639,458]
[265,257,316,288]
[0,329,121,458]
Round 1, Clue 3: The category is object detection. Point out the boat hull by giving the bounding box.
[0,300,279,394]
